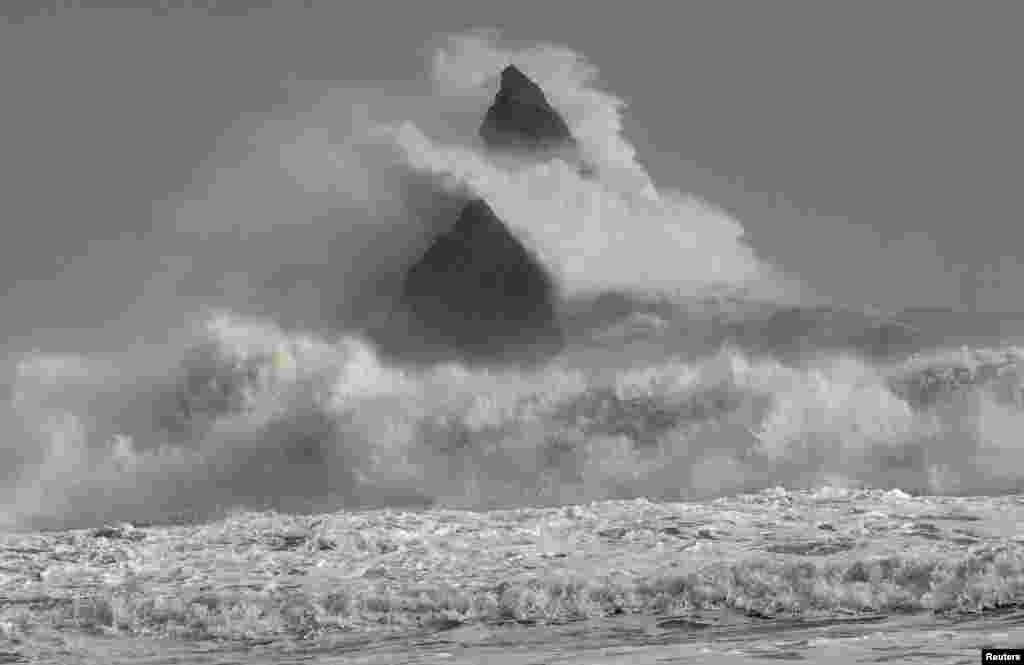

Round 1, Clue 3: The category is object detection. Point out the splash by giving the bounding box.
[1,32,1020,531]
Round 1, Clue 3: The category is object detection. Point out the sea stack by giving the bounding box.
[399,65,576,363]
[402,198,563,360]
[479,65,575,151]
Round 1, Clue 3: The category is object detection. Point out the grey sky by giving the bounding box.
[1,1,1021,346]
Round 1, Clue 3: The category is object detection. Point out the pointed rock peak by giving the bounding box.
[452,198,504,233]
[498,65,542,102]
[400,194,564,362]
[480,63,574,151]
[501,64,529,81]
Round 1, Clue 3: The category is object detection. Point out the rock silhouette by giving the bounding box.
[398,65,574,362]
[479,65,575,151]
[402,198,563,361]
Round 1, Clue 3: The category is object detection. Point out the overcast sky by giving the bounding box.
[1,1,1022,344]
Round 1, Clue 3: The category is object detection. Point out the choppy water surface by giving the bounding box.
[22,609,1023,664]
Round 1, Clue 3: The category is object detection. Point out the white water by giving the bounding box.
[1,32,1022,532]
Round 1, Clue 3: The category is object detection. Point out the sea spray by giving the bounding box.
[1,32,1021,531]
[5,309,1024,531]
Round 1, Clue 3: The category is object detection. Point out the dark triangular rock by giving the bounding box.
[401,198,563,360]
[479,65,575,150]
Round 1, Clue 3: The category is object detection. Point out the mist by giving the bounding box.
[1,27,1021,532]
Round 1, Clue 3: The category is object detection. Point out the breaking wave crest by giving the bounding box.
[4,311,1023,531]
[1,32,1021,530]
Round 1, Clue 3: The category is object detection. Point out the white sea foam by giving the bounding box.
[1,32,1020,531]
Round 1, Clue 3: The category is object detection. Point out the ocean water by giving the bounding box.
[1,31,1022,533]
